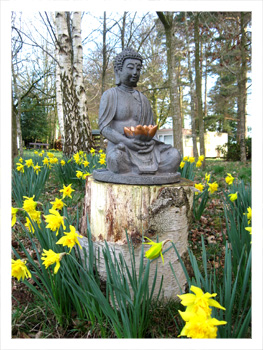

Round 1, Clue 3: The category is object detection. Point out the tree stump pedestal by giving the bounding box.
[79,176,195,300]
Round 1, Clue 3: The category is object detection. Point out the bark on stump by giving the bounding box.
[79,176,195,300]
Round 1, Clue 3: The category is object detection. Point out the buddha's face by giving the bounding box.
[118,58,142,87]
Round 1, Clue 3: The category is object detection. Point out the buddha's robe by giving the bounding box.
[99,87,177,174]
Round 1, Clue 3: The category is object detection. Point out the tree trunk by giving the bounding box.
[184,13,198,158]
[101,11,107,95]
[52,12,65,147]
[238,12,247,163]
[157,12,183,155]
[55,11,93,156]
[12,96,18,165]
[194,13,205,159]
[11,61,23,157]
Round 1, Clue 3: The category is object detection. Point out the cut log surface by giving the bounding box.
[79,175,195,300]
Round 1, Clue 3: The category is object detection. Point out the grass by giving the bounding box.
[12,152,252,338]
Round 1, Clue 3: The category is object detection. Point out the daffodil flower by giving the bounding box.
[143,237,171,264]
[178,311,227,338]
[225,173,234,185]
[180,161,185,169]
[177,285,226,315]
[50,198,66,210]
[194,183,204,193]
[208,182,218,194]
[245,227,252,235]
[12,259,32,281]
[41,249,66,274]
[44,209,66,235]
[205,173,210,183]
[228,192,238,202]
[196,160,202,168]
[183,156,189,162]
[59,184,75,199]
[244,207,252,224]
[56,225,83,252]
[11,207,19,227]
[23,195,38,214]
[60,160,66,166]
[199,155,205,162]
[189,157,195,163]
[76,170,84,179]
[16,163,24,173]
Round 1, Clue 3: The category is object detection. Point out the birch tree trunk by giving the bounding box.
[194,13,205,159]
[238,12,247,163]
[184,13,198,158]
[11,61,23,158]
[55,11,93,156]
[157,12,183,155]
[52,12,65,147]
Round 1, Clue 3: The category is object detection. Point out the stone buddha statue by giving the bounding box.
[93,48,181,185]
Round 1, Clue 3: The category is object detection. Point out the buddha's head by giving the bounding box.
[114,48,143,86]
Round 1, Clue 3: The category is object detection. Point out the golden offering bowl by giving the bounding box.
[124,124,158,142]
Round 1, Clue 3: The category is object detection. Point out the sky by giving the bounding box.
[1,1,262,350]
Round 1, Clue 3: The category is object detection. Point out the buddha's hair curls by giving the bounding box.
[114,48,143,72]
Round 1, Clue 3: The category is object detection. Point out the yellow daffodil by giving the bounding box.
[83,160,90,167]
[47,152,54,158]
[12,259,32,281]
[23,195,37,214]
[33,163,42,174]
[228,192,238,202]
[183,156,189,162]
[199,155,205,162]
[44,209,66,235]
[25,159,34,168]
[99,149,103,153]
[76,170,84,179]
[60,160,66,166]
[90,148,95,156]
[98,158,106,165]
[34,150,39,155]
[50,198,66,211]
[196,160,202,168]
[245,227,252,235]
[180,161,185,169]
[11,207,19,227]
[83,173,90,179]
[73,152,81,164]
[208,182,218,194]
[245,207,252,224]
[59,184,75,199]
[41,249,66,274]
[16,163,24,173]
[225,173,234,185]
[56,225,83,253]
[205,173,210,183]
[42,157,49,165]
[25,210,41,233]
[143,237,171,264]
[177,285,226,316]
[189,157,195,163]
[19,157,23,163]
[195,183,204,193]
[178,311,227,339]
[52,157,58,164]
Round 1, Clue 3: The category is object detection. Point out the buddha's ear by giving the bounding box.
[115,70,121,85]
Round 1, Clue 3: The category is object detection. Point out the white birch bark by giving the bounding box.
[55,11,93,156]
[71,11,93,151]
[51,12,65,146]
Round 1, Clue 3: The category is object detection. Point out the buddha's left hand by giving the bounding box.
[137,140,155,154]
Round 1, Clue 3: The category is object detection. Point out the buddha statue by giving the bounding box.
[93,48,181,185]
